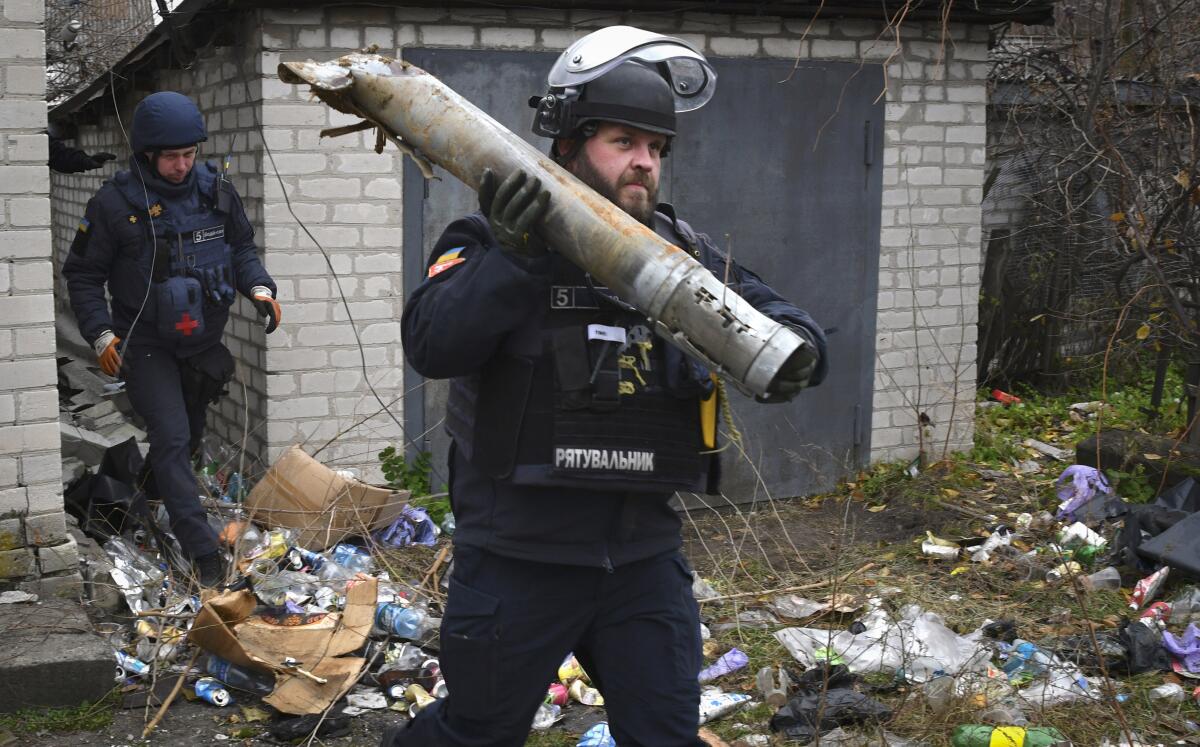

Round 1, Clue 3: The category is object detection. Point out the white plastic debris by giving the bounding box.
[768,594,826,619]
[0,591,38,604]
[345,690,388,710]
[775,606,990,684]
[691,573,719,601]
[698,688,751,724]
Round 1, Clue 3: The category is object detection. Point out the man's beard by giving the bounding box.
[571,149,658,226]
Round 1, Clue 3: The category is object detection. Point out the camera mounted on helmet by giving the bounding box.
[530,26,716,155]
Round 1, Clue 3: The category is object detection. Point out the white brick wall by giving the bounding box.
[1,1,75,590]
[47,5,989,484]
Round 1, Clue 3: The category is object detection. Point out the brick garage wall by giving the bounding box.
[258,6,986,471]
[871,25,988,462]
[50,18,273,466]
[1,0,78,596]
[259,6,413,479]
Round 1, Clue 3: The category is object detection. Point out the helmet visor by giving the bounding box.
[548,26,717,112]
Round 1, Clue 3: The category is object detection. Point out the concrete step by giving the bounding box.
[0,597,113,713]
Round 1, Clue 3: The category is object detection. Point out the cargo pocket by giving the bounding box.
[439,573,501,710]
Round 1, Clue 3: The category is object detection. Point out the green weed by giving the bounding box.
[1104,464,1156,504]
[379,446,434,495]
[0,687,119,735]
[379,447,452,523]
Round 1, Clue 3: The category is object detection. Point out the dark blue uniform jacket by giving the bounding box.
[402,205,827,568]
[62,158,275,355]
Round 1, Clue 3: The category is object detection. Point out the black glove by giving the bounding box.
[760,333,819,403]
[84,152,117,170]
[478,168,550,258]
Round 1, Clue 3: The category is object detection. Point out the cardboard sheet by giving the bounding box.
[243,445,408,550]
[188,577,378,714]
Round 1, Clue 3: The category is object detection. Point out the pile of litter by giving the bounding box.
[685,455,1200,745]
[56,362,1200,745]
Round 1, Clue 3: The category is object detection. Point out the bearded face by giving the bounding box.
[563,122,666,226]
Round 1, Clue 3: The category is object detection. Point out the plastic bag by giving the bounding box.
[376,505,439,548]
[776,606,988,683]
[1055,465,1111,521]
[1162,622,1200,672]
[769,664,892,741]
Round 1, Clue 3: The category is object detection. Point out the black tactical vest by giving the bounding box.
[445,211,715,494]
[111,163,236,341]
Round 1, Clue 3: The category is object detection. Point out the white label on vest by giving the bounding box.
[554,448,655,473]
[587,324,626,345]
[193,225,225,243]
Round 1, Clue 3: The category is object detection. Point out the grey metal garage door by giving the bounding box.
[401,48,882,502]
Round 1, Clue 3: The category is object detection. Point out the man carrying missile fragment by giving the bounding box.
[394,26,827,747]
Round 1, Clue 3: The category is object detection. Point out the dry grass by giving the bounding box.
[681,462,1200,746]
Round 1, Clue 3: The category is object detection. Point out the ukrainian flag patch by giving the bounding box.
[77,217,90,233]
[428,246,467,278]
[435,247,465,264]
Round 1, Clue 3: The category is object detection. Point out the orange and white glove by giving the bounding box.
[94,330,123,377]
[251,285,281,334]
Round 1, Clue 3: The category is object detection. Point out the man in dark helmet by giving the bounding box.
[394,26,826,747]
[62,91,281,587]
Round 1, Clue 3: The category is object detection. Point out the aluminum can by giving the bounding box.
[194,677,233,707]
[405,683,435,717]
[115,651,150,678]
[415,659,442,691]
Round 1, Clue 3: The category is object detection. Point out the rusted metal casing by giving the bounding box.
[279,54,807,397]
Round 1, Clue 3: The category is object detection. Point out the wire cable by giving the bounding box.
[235,19,444,483]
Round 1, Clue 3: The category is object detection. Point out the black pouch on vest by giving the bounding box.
[155,276,205,340]
[182,343,235,406]
[551,328,591,411]
[586,333,621,413]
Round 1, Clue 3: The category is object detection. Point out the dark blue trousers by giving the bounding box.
[389,546,705,747]
[123,344,219,559]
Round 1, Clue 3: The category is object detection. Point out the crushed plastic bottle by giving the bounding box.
[332,543,375,574]
[206,655,275,696]
[375,602,427,640]
[1001,640,1053,682]
[1058,521,1107,549]
[382,642,426,672]
[975,702,1028,727]
[224,472,245,503]
[971,527,1013,563]
[922,674,955,713]
[531,702,562,730]
[1150,682,1185,702]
